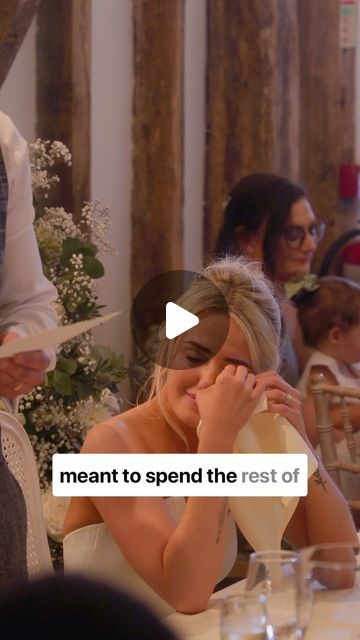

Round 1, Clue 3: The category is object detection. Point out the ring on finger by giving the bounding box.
[284,392,292,406]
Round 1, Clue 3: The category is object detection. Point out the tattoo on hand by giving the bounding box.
[313,469,327,493]
[215,500,228,544]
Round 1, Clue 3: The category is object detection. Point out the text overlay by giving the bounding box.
[52,453,309,497]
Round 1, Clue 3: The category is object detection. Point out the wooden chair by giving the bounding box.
[310,373,360,516]
[0,411,53,578]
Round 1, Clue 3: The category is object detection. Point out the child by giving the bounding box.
[296,276,360,498]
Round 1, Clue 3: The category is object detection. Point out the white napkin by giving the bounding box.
[229,394,318,550]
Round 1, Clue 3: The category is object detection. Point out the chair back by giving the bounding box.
[0,411,53,577]
[310,373,360,513]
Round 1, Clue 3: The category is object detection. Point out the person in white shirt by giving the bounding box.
[0,111,58,588]
[0,111,58,400]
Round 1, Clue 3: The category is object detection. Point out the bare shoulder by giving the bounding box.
[82,399,162,454]
[81,418,133,454]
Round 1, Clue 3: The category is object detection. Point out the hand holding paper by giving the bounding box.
[0,311,121,398]
[0,331,51,398]
[0,311,121,359]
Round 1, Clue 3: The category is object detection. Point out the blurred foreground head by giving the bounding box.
[0,574,178,640]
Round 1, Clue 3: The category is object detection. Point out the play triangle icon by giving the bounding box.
[165,302,199,339]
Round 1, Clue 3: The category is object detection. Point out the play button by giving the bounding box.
[130,270,230,370]
[165,302,199,339]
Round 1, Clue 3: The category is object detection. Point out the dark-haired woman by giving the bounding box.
[214,173,328,384]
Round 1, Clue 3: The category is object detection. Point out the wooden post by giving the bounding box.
[297,0,355,269]
[132,0,184,296]
[36,0,91,219]
[0,0,41,89]
[205,0,300,256]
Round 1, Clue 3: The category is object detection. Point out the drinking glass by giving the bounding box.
[297,542,360,638]
[299,542,360,592]
[220,592,267,640]
[245,550,300,639]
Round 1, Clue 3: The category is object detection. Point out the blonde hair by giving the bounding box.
[147,258,281,429]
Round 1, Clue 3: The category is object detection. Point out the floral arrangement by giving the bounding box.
[18,140,127,554]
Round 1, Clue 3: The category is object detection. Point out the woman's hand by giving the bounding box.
[196,365,266,451]
[256,370,307,439]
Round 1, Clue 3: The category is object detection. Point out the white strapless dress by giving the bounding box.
[63,497,237,617]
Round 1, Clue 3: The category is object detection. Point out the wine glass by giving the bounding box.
[245,550,301,639]
[220,591,268,640]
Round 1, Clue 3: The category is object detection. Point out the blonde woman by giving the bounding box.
[63,258,357,616]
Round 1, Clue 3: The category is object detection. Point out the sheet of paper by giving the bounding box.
[0,311,122,358]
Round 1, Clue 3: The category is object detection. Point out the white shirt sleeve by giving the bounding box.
[0,112,58,368]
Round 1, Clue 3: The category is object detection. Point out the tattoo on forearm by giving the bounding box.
[313,469,327,493]
[215,500,228,544]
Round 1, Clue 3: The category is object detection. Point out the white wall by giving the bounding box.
[0,18,36,142]
[0,1,206,367]
[90,0,133,364]
[183,0,206,273]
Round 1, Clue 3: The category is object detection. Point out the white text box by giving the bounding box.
[53,453,309,497]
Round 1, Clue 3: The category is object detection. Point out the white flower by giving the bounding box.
[30,139,71,196]
[42,488,70,542]
[53,301,66,324]
[102,389,121,413]
[74,396,114,431]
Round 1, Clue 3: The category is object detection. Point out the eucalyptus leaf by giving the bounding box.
[53,370,72,395]
[80,240,98,257]
[60,237,98,266]
[56,358,78,375]
[94,372,113,387]
[60,238,85,265]
[44,371,54,388]
[65,298,79,313]
[90,345,128,384]
[72,378,95,400]
[83,255,105,279]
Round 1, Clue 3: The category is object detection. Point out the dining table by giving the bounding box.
[166,578,360,640]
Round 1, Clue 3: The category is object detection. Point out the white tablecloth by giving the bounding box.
[166,580,360,640]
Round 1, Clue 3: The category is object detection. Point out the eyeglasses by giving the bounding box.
[283,220,329,249]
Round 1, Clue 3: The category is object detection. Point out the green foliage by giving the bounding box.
[19,139,128,494]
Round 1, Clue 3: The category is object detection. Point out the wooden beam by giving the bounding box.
[0,0,41,89]
[36,0,91,219]
[297,0,356,269]
[205,0,300,256]
[131,0,184,297]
